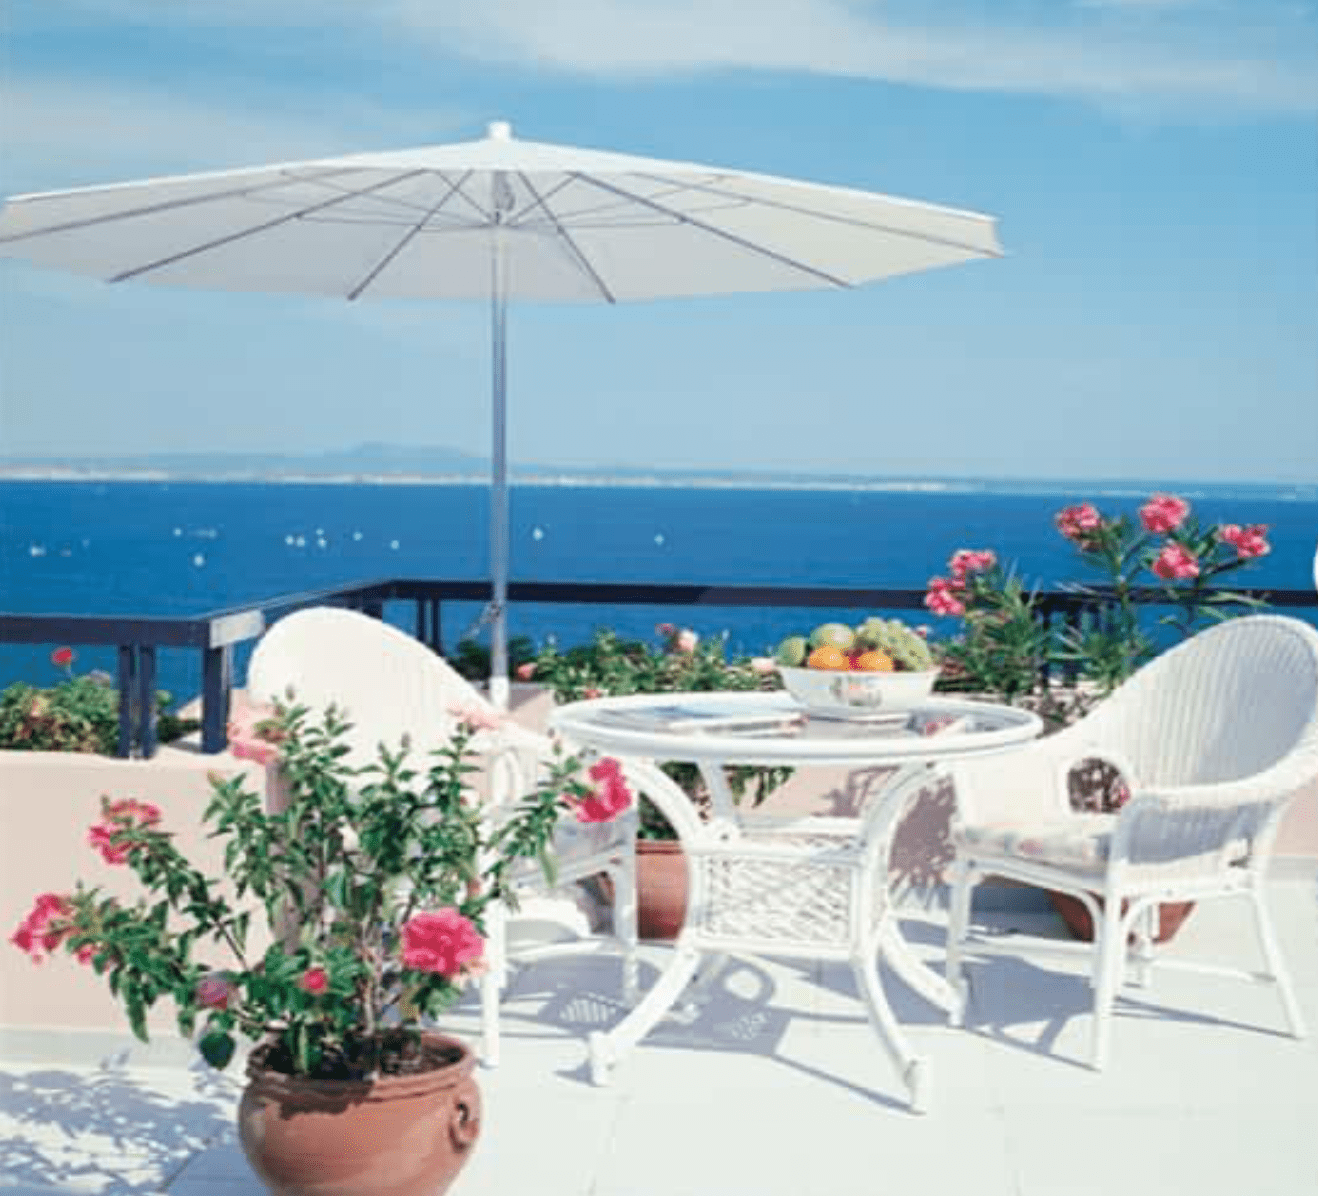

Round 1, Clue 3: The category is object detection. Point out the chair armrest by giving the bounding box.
[1110,774,1301,868]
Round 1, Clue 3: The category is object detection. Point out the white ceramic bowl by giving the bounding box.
[777,665,940,717]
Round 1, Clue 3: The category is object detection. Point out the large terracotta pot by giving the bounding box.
[237,1032,481,1196]
[1048,890,1195,944]
[635,839,689,941]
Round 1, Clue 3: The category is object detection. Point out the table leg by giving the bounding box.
[879,918,961,1015]
[852,936,930,1114]
[587,940,704,1085]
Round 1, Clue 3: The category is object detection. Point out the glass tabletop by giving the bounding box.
[549,690,1042,766]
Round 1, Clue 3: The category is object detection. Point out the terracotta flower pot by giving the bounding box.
[1048,889,1196,945]
[237,1032,481,1196]
[635,839,689,941]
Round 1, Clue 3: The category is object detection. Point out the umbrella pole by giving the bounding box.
[488,229,511,709]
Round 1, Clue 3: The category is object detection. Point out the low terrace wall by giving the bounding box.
[3,683,1316,1062]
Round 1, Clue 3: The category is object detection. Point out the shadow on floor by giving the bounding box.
[1,1060,239,1196]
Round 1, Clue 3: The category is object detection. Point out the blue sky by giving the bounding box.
[1,0,1315,483]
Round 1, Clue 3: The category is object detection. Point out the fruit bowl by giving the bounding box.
[777,665,940,718]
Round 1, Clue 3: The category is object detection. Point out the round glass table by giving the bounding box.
[550,690,1043,1112]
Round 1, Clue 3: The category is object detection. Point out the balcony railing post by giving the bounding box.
[116,645,136,759]
[200,644,233,754]
[138,645,158,759]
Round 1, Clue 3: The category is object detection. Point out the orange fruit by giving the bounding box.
[854,649,896,672]
[806,644,850,670]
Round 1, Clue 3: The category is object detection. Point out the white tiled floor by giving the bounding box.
[4,881,1316,1196]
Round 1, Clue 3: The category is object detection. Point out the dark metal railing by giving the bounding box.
[2,579,1314,759]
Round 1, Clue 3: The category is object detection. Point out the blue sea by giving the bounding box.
[2,479,1315,703]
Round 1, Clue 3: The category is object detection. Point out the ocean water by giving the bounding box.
[2,479,1315,702]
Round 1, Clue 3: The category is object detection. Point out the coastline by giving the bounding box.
[1,469,1314,501]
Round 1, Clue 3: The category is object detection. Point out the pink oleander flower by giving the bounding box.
[1151,541,1200,580]
[1140,493,1191,534]
[227,702,285,766]
[948,549,997,580]
[298,966,329,995]
[1055,502,1102,542]
[9,893,74,962]
[88,798,161,865]
[1219,523,1271,560]
[582,687,604,700]
[447,702,503,732]
[924,577,966,617]
[568,756,634,824]
[515,661,537,680]
[400,909,484,977]
[673,628,699,653]
[655,622,675,638]
[749,656,777,674]
[195,971,236,1010]
[51,646,74,669]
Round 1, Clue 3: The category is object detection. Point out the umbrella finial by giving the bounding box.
[487,121,513,141]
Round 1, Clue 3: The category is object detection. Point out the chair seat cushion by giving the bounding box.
[953,814,1117,869]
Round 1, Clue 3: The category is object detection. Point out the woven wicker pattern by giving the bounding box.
[698,843,857,946]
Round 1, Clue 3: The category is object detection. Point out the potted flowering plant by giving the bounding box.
[10,699,632,1196]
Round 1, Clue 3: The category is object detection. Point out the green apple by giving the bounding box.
[774,635,808,666]
[808,622,855,651]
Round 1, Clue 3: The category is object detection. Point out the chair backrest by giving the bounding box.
[1068,614,1318,790]
[246,606,491,769]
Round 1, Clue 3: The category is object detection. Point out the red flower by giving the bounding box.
[400,909,484,977]
[948,549,996,581]
[1219,523,1270,560]
[195,972,236,1010]
[1055,503,1102,543]
[1139,494,1190,534]
[51,647,74,669]
[298,966,329,994]
[924,577,966,617]
[9,892,74,963]
[1151,542,1200,580]
[88,798,161,865]
[568,756,634,823]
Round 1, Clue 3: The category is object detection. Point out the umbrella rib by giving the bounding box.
[515,173,617,303]
[107,170,433,283]
[0,167,362,246]
[346,172,475,300]
[633,171,1002,258]
[571,172,853,288]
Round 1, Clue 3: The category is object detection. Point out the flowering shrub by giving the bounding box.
[925,550,1053,702]
[10,700,632,1080]
[925,492,1272,707]
[0,648,198,754]
[528,625,788,837]
[1053,492,1269,691]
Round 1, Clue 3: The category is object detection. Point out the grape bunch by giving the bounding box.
[853,618,935,672]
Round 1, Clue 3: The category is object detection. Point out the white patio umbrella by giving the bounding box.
[0,120,1003,704]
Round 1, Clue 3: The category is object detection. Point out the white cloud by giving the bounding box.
[0,74,469,194]
[372,0,1318,115]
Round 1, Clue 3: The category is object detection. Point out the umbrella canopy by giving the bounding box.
[0,120,1003,702]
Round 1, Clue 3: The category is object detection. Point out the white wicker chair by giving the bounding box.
[945,614,1318,1069]
[243,606,639,1065]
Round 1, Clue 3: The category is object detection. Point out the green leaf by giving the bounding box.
[199,1028,236,1069]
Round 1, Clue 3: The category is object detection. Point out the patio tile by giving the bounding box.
[1008,1105,1318,1196]
[3,880,1314,1196]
